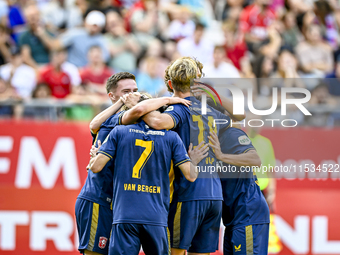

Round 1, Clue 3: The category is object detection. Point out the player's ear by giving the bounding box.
[108,91,115,102]
[168,80,173,90]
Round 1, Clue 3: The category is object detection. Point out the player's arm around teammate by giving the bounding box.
[90,140,208,182]
[90,92,140,134]
[120,96,191,125]
[208,131,261,167]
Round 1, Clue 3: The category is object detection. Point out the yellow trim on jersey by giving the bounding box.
[88,203,99,251]
[169,162,175,203]
[98,151,113,159]
[163,113,177,129]
[173,202,182,247]
[118,111,125,125]
[242,149,257,175]
[175,159,190,167]
[243,148,255,154]
[167,227,171,255]
[246,225,254,255]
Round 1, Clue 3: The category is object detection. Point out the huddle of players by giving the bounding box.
[75,57,270,255]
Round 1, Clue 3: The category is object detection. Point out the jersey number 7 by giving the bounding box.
[132,139,154,179]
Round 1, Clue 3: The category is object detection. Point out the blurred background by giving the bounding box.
[0,0,340,254]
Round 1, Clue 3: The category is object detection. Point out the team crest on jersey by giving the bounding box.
[238,135,251,145]
[165,106,174,112]
[98,237,108,249]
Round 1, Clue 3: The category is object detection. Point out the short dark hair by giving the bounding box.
[106,72,136,93]
[214,45,225,52]
[89,45,102,52]
[195,23,205,31]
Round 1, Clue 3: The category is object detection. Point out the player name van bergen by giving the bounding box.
[124,183,161,193]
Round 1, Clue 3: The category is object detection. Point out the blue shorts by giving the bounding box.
[224,224,269,255]
[168,200,222,253]
[75,198,112,254]
[109,223,170,255]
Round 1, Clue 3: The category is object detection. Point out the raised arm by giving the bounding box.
[89,98,124,134]
[121,97,190,125]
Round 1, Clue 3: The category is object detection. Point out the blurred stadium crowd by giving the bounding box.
[0,0,339,125]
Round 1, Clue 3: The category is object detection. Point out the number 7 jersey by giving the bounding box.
[98,121,191,227]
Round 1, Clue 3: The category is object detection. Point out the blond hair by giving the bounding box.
[165,57,202,93]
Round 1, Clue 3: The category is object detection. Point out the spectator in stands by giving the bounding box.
[22,83,53,120]
[139,38,169,78]
[40,0,67,33]
[104,10,140,73]
[37,10,110,67]
[177,23,214,65]
[253,54,275,96]
[136,56,168,96]
[0,24,11,66]
[314,0,340,50]
[177,0,215,25]
[0,48,37,99]
[6,0,26,43]
[309,83,338,106]
[80,45,113,95]
[0,77,20,118]
[270,48,305,88]
[296,10,316,37]
[32,83,52,99]
[239,0,276,53]
[19,3,53,68]
[325,55,340,96]
[282,11,302,49]
[295,24,334,78]
[285,0,314,14]
[204,45,240,78]
[164,40,178,61]
[128,0,168,47]
[257,22,282,59]
[39,49,80,99]
[223,20,247,70]
[167,6,195,41]
[65,0,88,28]
[220,0,244,22]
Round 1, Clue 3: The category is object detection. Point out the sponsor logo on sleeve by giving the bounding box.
[238,135,251,145]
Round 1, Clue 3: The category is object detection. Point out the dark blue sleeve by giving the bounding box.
[91,131,97,145]
[213,107,231,132]
[220,128,254,155]
[95,127,112,147]
[171,132,191,167]
[100,111,125,129]
[98,128,119,160]
[163,104,187,129]
[95,111,125,147]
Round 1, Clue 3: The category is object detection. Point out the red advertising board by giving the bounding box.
[0,121,339,254]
